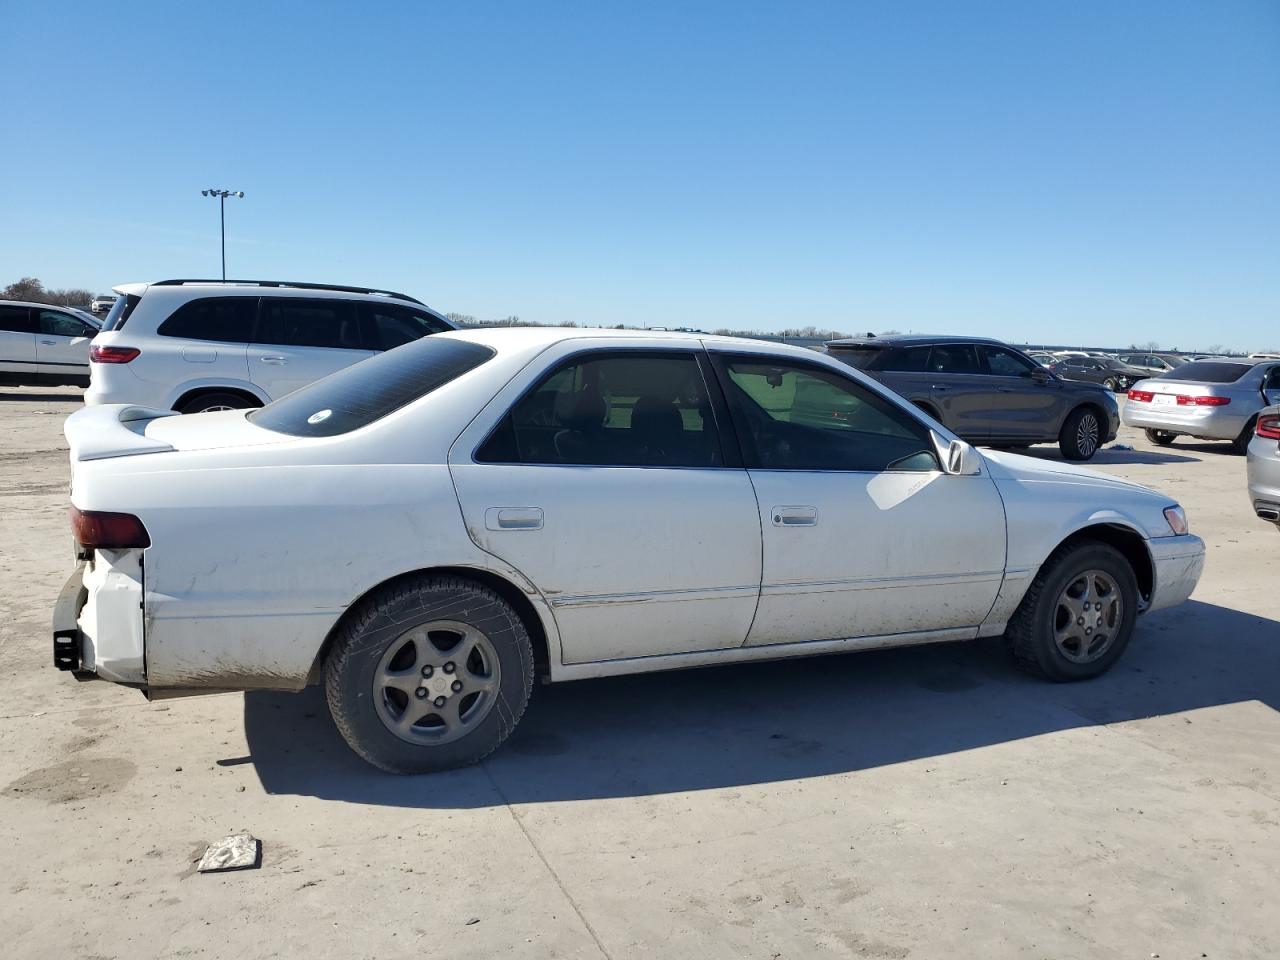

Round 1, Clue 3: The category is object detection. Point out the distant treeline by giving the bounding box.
[2,277,93,307]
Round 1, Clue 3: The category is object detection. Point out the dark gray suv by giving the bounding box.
[826,335,1120,461]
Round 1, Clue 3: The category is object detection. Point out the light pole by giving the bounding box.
[200,189,245,280]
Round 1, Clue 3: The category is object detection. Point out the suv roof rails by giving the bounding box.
[151,279,424,305]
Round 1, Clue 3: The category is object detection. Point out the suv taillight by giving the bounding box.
[69,506,151,549]
[1259,414,1280,441]
[89,345,140,363]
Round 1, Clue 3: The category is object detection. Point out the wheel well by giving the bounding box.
[1056,524,1154,603]
[172,385,264,412]
[309,567,552,684]
[1065,401,1107,430]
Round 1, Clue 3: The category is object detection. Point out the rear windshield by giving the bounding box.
[247,336,494,437]
[100,293,140,331]
[1159,361,1253,383]
[826,346,882,370]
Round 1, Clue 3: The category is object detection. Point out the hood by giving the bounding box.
[980,448,1149,493]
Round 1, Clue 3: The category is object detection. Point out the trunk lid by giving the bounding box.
[65,405,288,463]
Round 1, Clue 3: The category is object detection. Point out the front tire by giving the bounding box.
[1145,429,1177,446]
[324,575,534,774]
[1059,406,1102,461]
[1007,541,1139,681]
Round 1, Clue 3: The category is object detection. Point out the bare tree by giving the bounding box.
[2,277,94,307]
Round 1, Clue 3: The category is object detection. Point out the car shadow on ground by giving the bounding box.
[1007,445,1201,466]
[243,600,1279,807]
[0,391,84,403]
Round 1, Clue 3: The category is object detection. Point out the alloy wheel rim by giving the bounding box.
[1076,413,1100,457]
[1053,569,1123,663]
[202,404,235,412]
[372,620,501,745]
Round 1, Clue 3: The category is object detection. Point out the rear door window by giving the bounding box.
[879,346,932,372]
[257,298,363,349]
[362,303,452,351]
[476,352,723,468]
[927,344,979,374]
[158,297,257,343]
[0,305,34,333]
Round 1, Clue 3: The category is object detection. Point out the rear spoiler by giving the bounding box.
[65,405,179,462]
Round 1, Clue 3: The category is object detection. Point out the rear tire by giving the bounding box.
[1103,377,1118,391]
[324,575,534,774]
[179,391,256,414]
[1145,429,1177,446]
[1007,541,1139,682]
[1231,417,1258,455]
[1059,407,1102,461]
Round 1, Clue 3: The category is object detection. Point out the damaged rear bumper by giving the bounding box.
[52,550,147,686]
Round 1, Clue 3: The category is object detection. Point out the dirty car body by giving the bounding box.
[56,328,1205,772]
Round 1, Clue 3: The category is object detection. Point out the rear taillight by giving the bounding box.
[1259,415,1280,440]
[1128,390,1153,402]
[1175,395,1230,406]
[89,345,140,364]
[69,506,151,549]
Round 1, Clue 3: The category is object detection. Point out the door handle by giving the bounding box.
[486,507,544,531]
[39,339,57,345]
[932,384,949,391]
[259,356,288,365]
[771,505,818,527]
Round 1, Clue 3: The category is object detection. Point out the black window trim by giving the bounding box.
[706,349,942,475]
[471,345,741,470]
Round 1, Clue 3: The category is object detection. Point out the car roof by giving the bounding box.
[439,325,827,360]
[0,299,85,310]
[111,279,428,306]
[825,334,1006,349]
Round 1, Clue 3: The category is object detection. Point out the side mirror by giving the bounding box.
[932,432,982,476]
[1030,367,1050,382]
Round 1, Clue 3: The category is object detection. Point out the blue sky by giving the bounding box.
[3,1,1277,350]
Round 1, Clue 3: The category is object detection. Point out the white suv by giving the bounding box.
[87,279,455,412]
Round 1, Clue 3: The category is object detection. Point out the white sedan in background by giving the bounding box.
[56,328,1205,773]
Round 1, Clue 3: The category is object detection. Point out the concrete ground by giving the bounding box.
[1,385,1277,959]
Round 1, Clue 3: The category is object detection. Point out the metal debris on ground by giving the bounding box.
[197,834,261,873]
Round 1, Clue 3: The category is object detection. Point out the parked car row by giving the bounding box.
[825,335,1120,461]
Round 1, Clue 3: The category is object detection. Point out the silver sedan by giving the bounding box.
[1122,359,1280,453]
[1248,404,1280,529]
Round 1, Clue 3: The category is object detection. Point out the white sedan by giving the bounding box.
[56,328,1205,773]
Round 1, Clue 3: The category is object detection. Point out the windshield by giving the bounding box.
[248,335,494,437]
[1159,361,1253,384]
[70,308,102,328]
